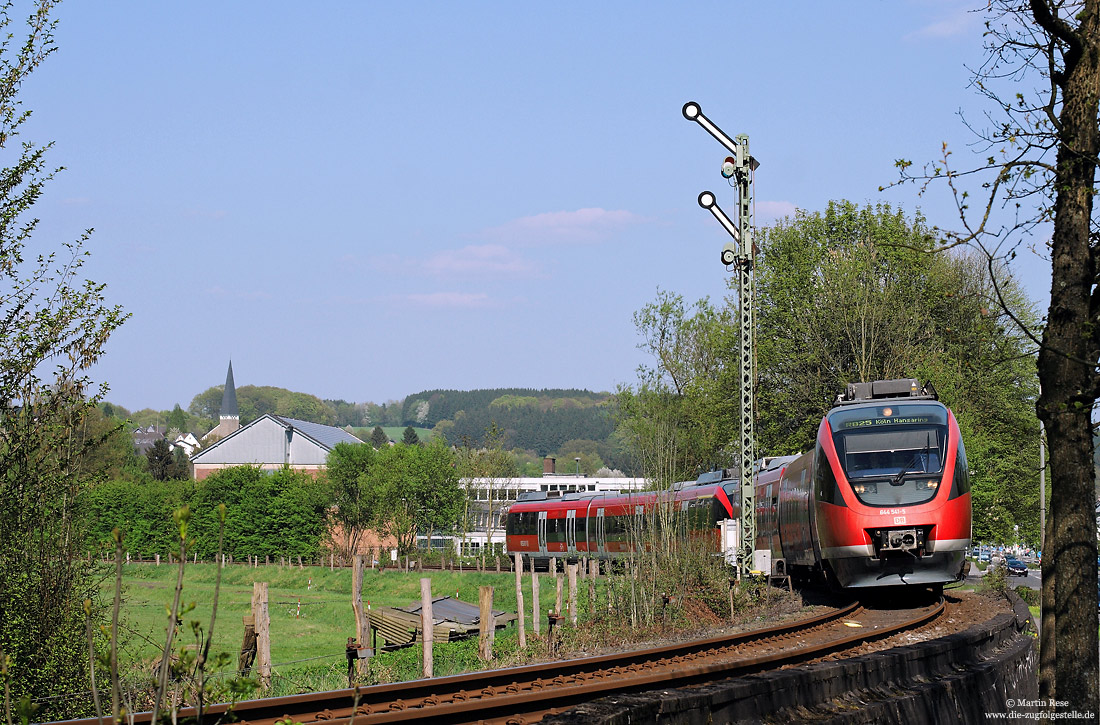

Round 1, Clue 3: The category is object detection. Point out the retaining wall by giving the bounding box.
[546,594,1037,724]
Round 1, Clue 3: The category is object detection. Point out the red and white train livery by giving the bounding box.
[758,379,971,589]
[506,379,971,591]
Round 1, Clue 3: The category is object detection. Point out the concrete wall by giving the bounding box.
[546,594,1038,724]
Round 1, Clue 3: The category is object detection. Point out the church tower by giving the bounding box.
[203,361,240,440]
[219,360,240,434]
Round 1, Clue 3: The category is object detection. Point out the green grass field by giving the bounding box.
[106,562,580,695]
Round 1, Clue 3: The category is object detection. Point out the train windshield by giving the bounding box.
[827,403,949,506]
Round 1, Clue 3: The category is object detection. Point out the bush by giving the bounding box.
[1014,585,1039,606]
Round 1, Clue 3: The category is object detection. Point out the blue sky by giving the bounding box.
[24,1,1047,412]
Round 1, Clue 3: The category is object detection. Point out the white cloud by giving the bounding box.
[424,244,537,276]
[906,7,979,40]
[372,244,538,279]
[481,207,647,245]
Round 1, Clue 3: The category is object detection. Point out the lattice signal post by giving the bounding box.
[682,101,760,577]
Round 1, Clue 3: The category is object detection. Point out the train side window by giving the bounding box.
[813,444,842,506]
[950,437,971,498]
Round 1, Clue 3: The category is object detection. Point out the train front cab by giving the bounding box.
[813,399,971,589]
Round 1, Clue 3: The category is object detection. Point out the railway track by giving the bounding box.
[75,596,948,725]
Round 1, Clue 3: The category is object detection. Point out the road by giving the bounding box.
[964,561,1040,590]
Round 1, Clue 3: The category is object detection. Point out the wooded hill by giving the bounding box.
[401,388,615,455]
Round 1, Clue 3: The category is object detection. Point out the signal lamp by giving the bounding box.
[721,156,736,178]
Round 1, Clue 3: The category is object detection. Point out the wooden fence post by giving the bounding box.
[514,553,526,648]
[478,585,494,661]
[352,555,369,676]
[251,582,271,689]
[238,615,256,674]
[421,578,433,678]
[555,572,563,617]
[589,559,597,615]
[532,571,540,636]
[567,563,578,625]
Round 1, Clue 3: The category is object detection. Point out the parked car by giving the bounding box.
[1005,558,1028,576]
[979,552,991,563]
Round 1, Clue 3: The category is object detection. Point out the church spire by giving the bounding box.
[220,360,239,420]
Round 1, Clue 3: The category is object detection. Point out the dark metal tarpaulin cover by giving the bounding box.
[400,596,512,626]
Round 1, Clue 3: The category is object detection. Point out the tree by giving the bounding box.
[756,203,1041,543]
[0,2,127,719]
[189,385,224,420]
[146,438,175,480]
[324,442,377,558]
[361,441,463,555]
[167,403,187,432]
[456,424,518,553]
[894,2,1100,708]
[402,425,420,446]
[187,466,329,559]
[370,425,388,448]
[615,291,738,486]
[72,404,139,481]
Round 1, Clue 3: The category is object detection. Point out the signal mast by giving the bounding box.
[682,102,760,577]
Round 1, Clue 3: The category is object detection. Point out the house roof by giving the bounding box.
[190,413,364,462]
[275,416,364,449]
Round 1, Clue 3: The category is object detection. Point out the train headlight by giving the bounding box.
[917,479,940,491]
[853,482,877,495]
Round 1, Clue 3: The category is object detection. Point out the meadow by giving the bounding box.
[106,561,589,696]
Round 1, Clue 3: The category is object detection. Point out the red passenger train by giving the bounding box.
[757,379,971,590]
[505,379,971,591]
[505,474,739,570]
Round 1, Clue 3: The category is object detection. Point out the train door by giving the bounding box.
[566,509,577,553]
[595,508,606,554]
[537,511,548,555]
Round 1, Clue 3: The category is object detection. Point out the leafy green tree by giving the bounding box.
[0,3,127,718]
[73,404,139,481]
[456,424,518,549]
[169,446,191,480]
[370,425,388,448]
[325,398,367,427]
[755,202,1040,544]
[553,439,604,476]
[619,203,1041,542]
[189,385,224,420]
[146,438,175,480]
[362,441,463,555]
[167,403,187,432]
[402,426,420,446]
[615,291,736,486]
[80,477,187,556]
[324,442,377,558]
[187,467,329,559]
